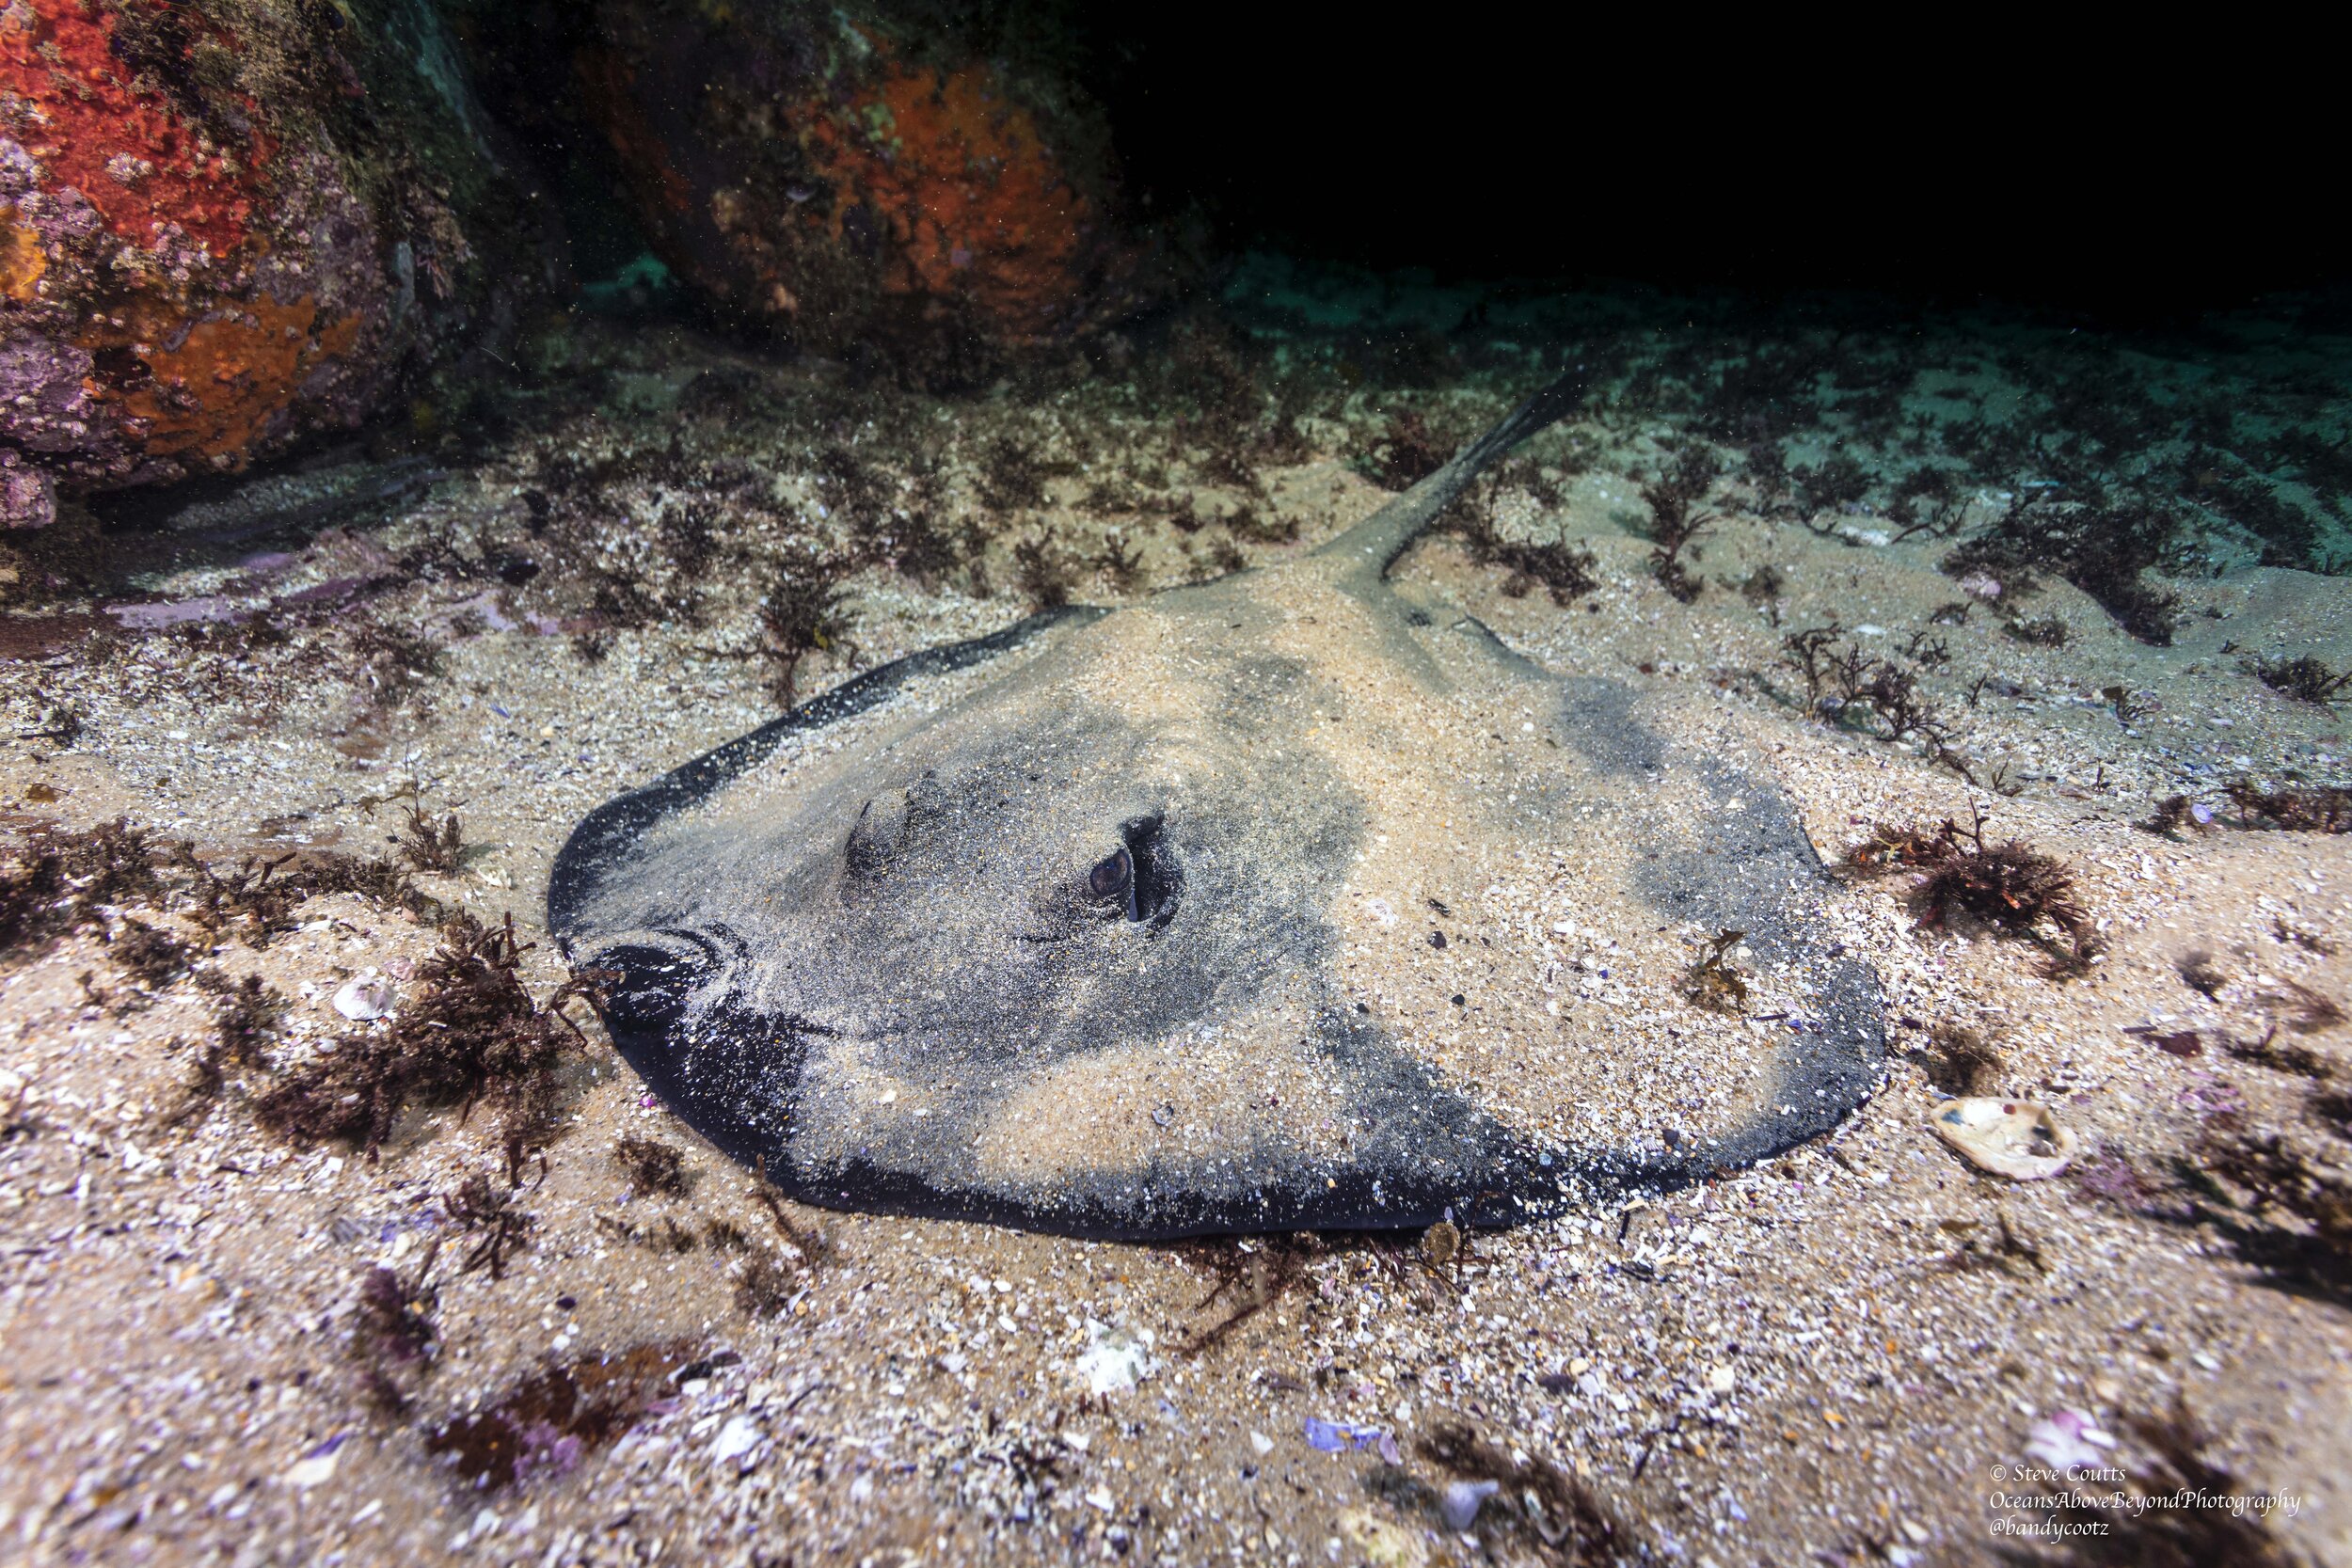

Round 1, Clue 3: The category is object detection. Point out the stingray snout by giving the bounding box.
[584,925,743,1032]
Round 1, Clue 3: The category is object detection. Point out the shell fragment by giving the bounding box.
[333,976,398,1022]
[1929,1097,2078,1180]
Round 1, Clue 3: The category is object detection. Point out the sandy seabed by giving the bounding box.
[5,309,2352,1567]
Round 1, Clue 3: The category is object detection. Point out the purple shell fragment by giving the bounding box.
[1302,1417,1386,1454]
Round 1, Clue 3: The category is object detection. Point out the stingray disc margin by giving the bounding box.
[548,607,1888,1240]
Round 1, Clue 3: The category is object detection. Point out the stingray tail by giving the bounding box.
[1312,365,1588,578]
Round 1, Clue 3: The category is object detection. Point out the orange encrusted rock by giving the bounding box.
[1,0,542,527]
[558,1,1146,384]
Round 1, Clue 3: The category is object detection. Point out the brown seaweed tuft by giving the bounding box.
[2252,654,2352,706]
[731,1252,799,1319]
[978,435,1049,513]
[2142,794,2214,836]
[2226,780,2352,833]
[1368,409,1448,492]
[1678,928,1749,1014]
[1174,1234,1322,1356]
[1092,532,1148,594]
[1847,813,2095,975]
[1780,625,1970,775]
[1943,484,2180,646]
[397,806,467,876]
[351,1254,440,1415]
[105,918,192,989]
[0,818,169,953]
[613,1133,692,1197]
[1416,1419,1633,1562]
[424,1342,696,1491]
[1012,534,1074,611]
[748,1154,830,1269]
[445,1173,537,1279]
[1640,444,1722,603]
[760,564,857,707]
[183,851,305,946]
[2188,1053,2352,1305]
[253,913,593,1157]
[1446,499,1600,606]
[197,972,285,1093]
[1174,1230,1437,1356]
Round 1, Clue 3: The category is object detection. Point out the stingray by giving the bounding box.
[548,371,1883,1239]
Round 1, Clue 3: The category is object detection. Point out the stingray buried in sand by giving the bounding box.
[548,372,1884,1238]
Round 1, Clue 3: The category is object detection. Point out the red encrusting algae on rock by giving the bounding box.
[806,56,1093,341]
[0,2,278,260]
[0,0,535,528]
[92,293,371,463]
[561,1,1142,383]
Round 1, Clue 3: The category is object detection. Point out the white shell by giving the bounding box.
[1929,1096,2078,1180]
[332,976,398,1022]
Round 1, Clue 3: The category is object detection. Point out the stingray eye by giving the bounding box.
[1069,818,1177,931]
[1088,847,1134,903]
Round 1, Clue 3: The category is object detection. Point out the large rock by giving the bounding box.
[0,0,545,527]
[461,0,1144,384]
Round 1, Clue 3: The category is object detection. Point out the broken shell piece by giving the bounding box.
[1075,1320,1154,1394]
[2025,1408,2116,1470]
[333,976,398,1022]
[1956,570,2004,601]
[1337,1507,1429,1568]
[281,1433,345,1488]
[1929,1097,2078,1180]
[1439,1479,1501,1532]
[708,1413,761,1468]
